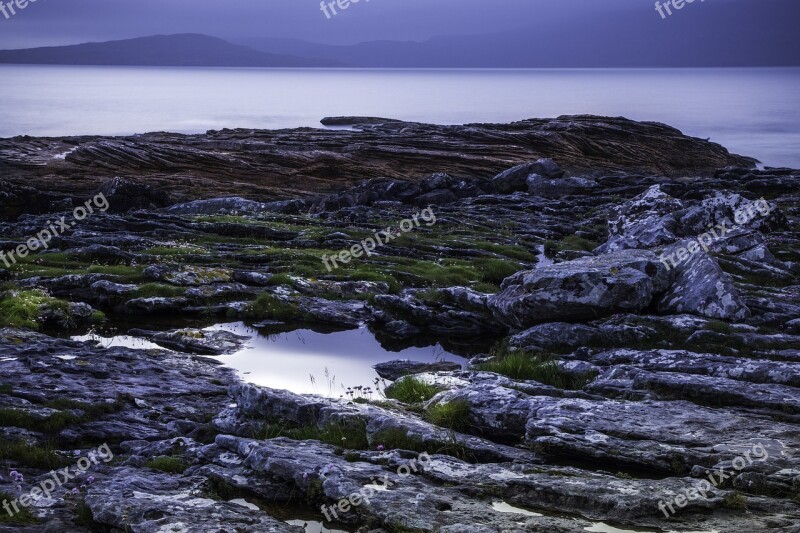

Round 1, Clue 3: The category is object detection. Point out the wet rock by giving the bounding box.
[38,301,96,330]
[373,360,463,381]
[129,328,249,355]
[371,288,507,337]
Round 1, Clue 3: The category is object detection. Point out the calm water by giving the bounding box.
[74,322,467,395]
[1,65,798,168]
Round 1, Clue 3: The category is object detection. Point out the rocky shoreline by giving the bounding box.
[0,117,798,532]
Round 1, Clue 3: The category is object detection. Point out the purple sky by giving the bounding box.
[0,0,781,46]
[0,0,797,67]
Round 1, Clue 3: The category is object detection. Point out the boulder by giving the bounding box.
[657,241,750,320]
[597,185,683,253]
[492,159,563,194]
[489,250,670,330]
[373,359,463,381]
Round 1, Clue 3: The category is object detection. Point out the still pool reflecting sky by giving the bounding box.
[76,323,467,395]
[206,322,467,395]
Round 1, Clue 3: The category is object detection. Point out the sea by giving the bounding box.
[1,65,798,168]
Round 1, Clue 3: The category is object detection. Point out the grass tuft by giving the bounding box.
[384,377,442,404]
[476,345,595,390]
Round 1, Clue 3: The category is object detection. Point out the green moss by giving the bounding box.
[244,294,303,321]
[384,377,442,404]
[476,346,596,390]
[723,492,748,510]
[0,289,61,330]
[426,400,470,432]
[266,273,295,287]
[705,320,732,334]
[0,441,63,470]
[371,427,428,453]
[131,283,186,298]
[0,397,126,436]
[557,234,599,253]
[471,258,521,285]
[145,456,188,474]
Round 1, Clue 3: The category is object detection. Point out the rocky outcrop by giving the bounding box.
[0,116,756,212]
[0,119,798,533]
[488,250,670,329]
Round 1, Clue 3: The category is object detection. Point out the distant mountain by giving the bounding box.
[0,34,342,67]
[236,0,800,67]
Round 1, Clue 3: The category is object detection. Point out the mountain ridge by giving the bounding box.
[0,34,342,67]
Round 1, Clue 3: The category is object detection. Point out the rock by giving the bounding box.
[85,467,301,533]
[597,185,683,253]
[373,359,463,381]
[94,176,173,213]
[124,297,189,315]
[232,271,274,286]
[165,197,271,216]
[510,321,651,352]
[492,159,564,194]
[38,301,96,330]
[371,288,507,338]
[527,175,598,198]
[657,242,750,320]
[489,250,670,330]
[129,328,249,355]
[144,265,232,286]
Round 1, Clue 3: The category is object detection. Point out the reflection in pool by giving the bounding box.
[207,322,468,395]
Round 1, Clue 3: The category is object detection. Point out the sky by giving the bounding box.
[0,0,782,49]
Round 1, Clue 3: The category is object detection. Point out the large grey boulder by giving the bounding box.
[597,184,683,254]
[657,241,750,320]
[492,159,564,194]
[527,174,598,198]
[488,250,670,330]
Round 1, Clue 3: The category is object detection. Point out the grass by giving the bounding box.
[0,440,63,470]
[257,419,370,450]
[0,397,126,436]
[132,283,187,298]
[384,377,442,404]
[145,456,188,474]
[244,293,303,321]
[426,400,470,432]
[705,320,733,334]
[476,345,596,390]
[0,289,65,330]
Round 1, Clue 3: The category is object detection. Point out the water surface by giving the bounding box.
[1,65,798,168]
